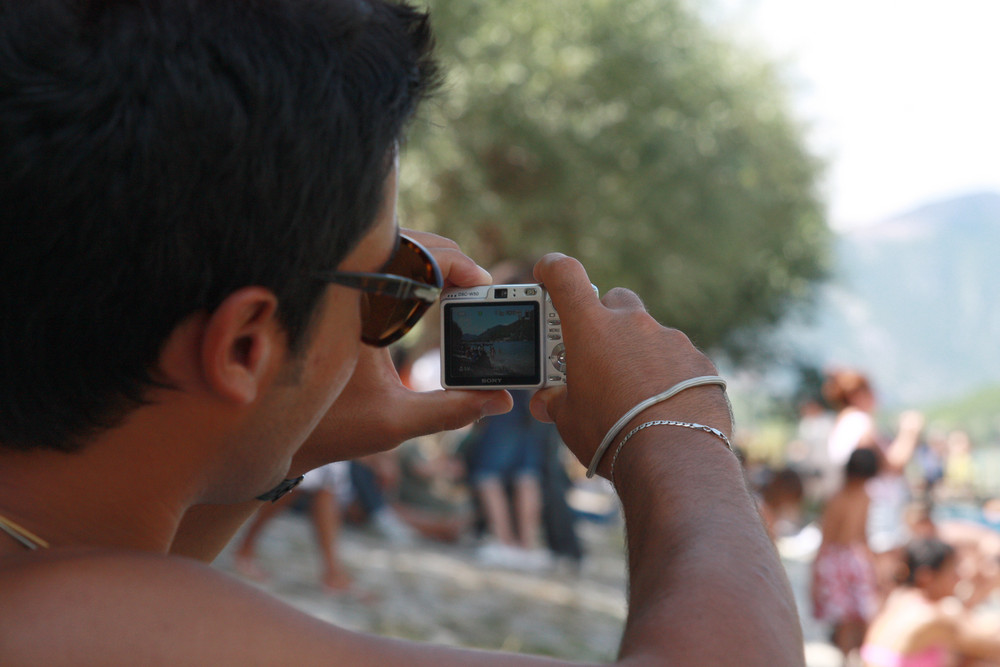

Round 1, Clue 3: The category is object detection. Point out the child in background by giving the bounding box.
[861,537,1000,667]
[759,467,805,542]
[813,448,880,665]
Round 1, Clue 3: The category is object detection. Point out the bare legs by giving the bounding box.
[233,488,352,592]
[513,477,542,551]
[234,491,297,581]
[832,619,866,666]
[477,476,541,550]
[309,488,352,592]
[474,475,550,571]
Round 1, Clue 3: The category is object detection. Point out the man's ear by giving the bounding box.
[199,287,285,404]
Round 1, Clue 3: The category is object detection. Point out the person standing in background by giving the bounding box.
[823,370,924,599]
[812,448,880,665]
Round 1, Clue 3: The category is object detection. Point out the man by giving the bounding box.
[0,1,803,665]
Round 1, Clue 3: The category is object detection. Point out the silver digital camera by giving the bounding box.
[440,284,569,390]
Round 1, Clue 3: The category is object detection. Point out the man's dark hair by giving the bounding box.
[844,447,879,480]
[0,0,439,451]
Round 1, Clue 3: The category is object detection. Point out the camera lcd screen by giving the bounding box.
[442,301,540,386]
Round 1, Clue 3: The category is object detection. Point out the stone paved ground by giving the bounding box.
[215,511,842,665]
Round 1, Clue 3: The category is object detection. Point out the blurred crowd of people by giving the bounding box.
[230,356,1000,666]
[232,345,593,597]
[752,368,1000,667]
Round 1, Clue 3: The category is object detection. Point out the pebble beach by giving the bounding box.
[215,510,842,665]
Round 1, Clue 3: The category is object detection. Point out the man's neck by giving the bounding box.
[0,430,207,554]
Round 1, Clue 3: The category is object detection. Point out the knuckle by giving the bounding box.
[661,326,694,347]
[543,254,584,283]
[603,286,642,307]
[434,235,462,250]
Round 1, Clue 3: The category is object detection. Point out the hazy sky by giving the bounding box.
[714,0,1000,230]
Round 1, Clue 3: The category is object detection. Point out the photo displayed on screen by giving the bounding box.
[443,302,539,385]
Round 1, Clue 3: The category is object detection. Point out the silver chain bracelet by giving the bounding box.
[610,420,734,488]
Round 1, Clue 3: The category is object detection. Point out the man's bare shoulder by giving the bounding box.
[0,547,268,600]
[0,549,554,667]
[0,549,343,665]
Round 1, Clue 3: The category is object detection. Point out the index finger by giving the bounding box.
[404,229,492,289]
[402,228,459,252]
[533,253,601,325]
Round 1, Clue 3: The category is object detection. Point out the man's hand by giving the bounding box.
[526,253,801,666]
[528,253,731,478]
[290,231,512,474]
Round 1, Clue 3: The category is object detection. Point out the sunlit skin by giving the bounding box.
[862,554,1000,665]
[0,174,803,667]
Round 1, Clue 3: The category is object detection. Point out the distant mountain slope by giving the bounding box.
[788,191,1000,407]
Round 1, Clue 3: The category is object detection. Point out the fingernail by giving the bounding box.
[480,398,510,418]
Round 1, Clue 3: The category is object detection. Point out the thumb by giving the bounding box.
[532,253,601,331]
[398,389,513,439]
[529,386,564,423]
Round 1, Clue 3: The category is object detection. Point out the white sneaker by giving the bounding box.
[476,541,518,567]
[476,542,552,572]
[371,509,415,545]
[516,548,553,573]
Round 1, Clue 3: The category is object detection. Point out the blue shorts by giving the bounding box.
[466,393,544,485]
[468,436,542,485]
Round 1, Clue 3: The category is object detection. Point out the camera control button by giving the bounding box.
[547,333,561,341]
[549,343,567,372]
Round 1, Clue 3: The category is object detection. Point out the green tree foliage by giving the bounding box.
[400,0,829,354]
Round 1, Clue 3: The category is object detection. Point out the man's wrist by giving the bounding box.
[611,425,740,502]
[585,376,728,478]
